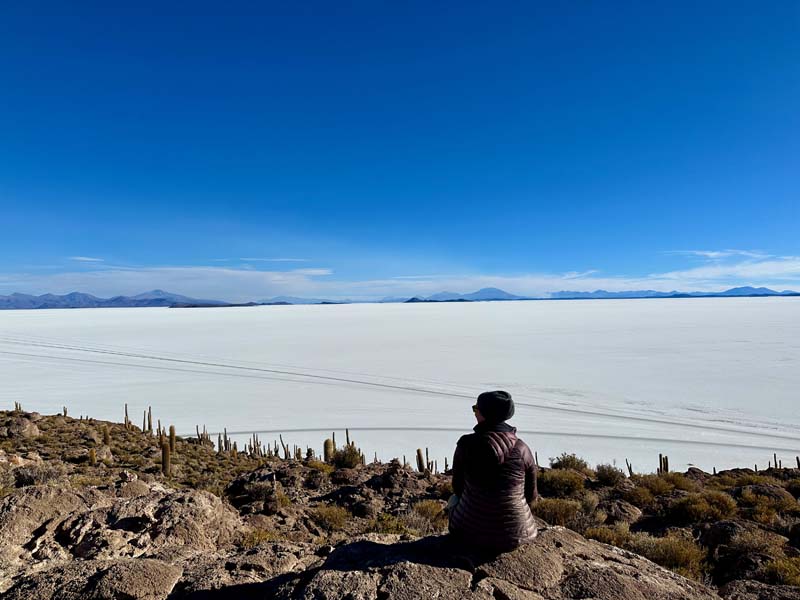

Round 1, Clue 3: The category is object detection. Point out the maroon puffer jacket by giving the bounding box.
[448,422,538,551]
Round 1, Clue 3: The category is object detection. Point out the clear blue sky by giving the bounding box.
[1,2,798,300]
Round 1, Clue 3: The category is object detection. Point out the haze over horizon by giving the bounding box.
[1,3,798,302]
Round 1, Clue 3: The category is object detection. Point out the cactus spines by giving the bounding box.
[102,425,111,446]
[88,448,97,467]
[324,438,334,463]
[416,448,425,472]
[169,425,176,454]
[161,441,171,477]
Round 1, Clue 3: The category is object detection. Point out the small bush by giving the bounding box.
[312,505,350,531]
[332,445,362,469]
[760,557,800,586]
[550,453,590,473]
[739,489,799,525]
[369,513,408,534]
[413,499,447,529]
[435,479,454,499]
[307,460,334,474]
[540,469,584,498]
[627,532,706,580]
[669,491,737,523]
[634,474,673,496]
[585,523,632,547]
[624,486,655,509]
[240,528,280,548]
[14,463,66,487]
[531,498,581,527]
[729,529,787,557]
[595,464,626,486]
[659,472,698,492]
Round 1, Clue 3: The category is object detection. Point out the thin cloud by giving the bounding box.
[665,249,770,260]
[239,258,310,262]
[68,256,104,262]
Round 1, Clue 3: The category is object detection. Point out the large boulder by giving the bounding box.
[720,579,800,600]
[269,527,720,600]
[1,558,182,600]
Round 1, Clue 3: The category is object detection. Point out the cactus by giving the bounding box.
[324,438,334,463]
[625,458,634,477]
[143,411,147,434]
[147,406,153,435]
[63,406,67,417]
[124,403,130,430]
[102,425,111,446]
[346,428,350,446]
[161,441,171,477]
[416,448,425,472]
[796,456,799,469]
[169,425,176,454]
[88,448,97,467]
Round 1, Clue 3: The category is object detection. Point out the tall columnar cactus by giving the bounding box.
[102,425,111,446]
[63,406,68,417]
[324,438,334,463]
[124,403,130,430]
[147,406,153,436]
[161,441,171,477]
[88,448,97,467]
[169,425,176,454]
[416,448,425,473]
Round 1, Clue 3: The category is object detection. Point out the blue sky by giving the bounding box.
[1,2,798,301]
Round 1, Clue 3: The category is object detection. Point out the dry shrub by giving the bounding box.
[785,480,800,499]
[550,453,591,474]
[739,489,799,525]
[634,474,674,496]
[585,523,632,547]
[760,557,800,586]
[332,445,362,469]
[624,485,655,509]
[307,460,334,474]
[659,472,698,492]
[435,479,454,498]
[531,498,581,527]
[312,504,350,531]
[669,491,737,523]
[627,532,706,580]
[540,469,584,498]
[240,528,280,549]
[14,463,66,487]
[413,500,447,528]
[729,529,787,558]
[369,513,408,534]
[595,464,626,486]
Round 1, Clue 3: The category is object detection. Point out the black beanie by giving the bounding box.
[476,390,515,423]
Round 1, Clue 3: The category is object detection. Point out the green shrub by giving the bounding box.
[531,498,581,526]
[739,489,799,525]
[659,472,698,492]
[585,523,632,547]
[729,529,787,557]
[550,453,590,473]
[540,469,584,497]
[627,532,706,580]
[634,474,673,496]
[669,491,737,523]
[624,486,655,509]
[413,499,447,529]
[240,528,280,548]
[307,460,334,474]
[312,504,350,531]
[760,557,800,586]
[332,445,362,469]
[369,513,408,534]
[595,464,626,486]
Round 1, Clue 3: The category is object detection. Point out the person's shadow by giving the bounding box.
[176,534,503,599]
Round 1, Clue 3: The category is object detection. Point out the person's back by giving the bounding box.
[448,391,538,552]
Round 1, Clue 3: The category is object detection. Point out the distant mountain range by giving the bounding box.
[1,286,798,310]
[0,290,227,310]
[549,286,800,299]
